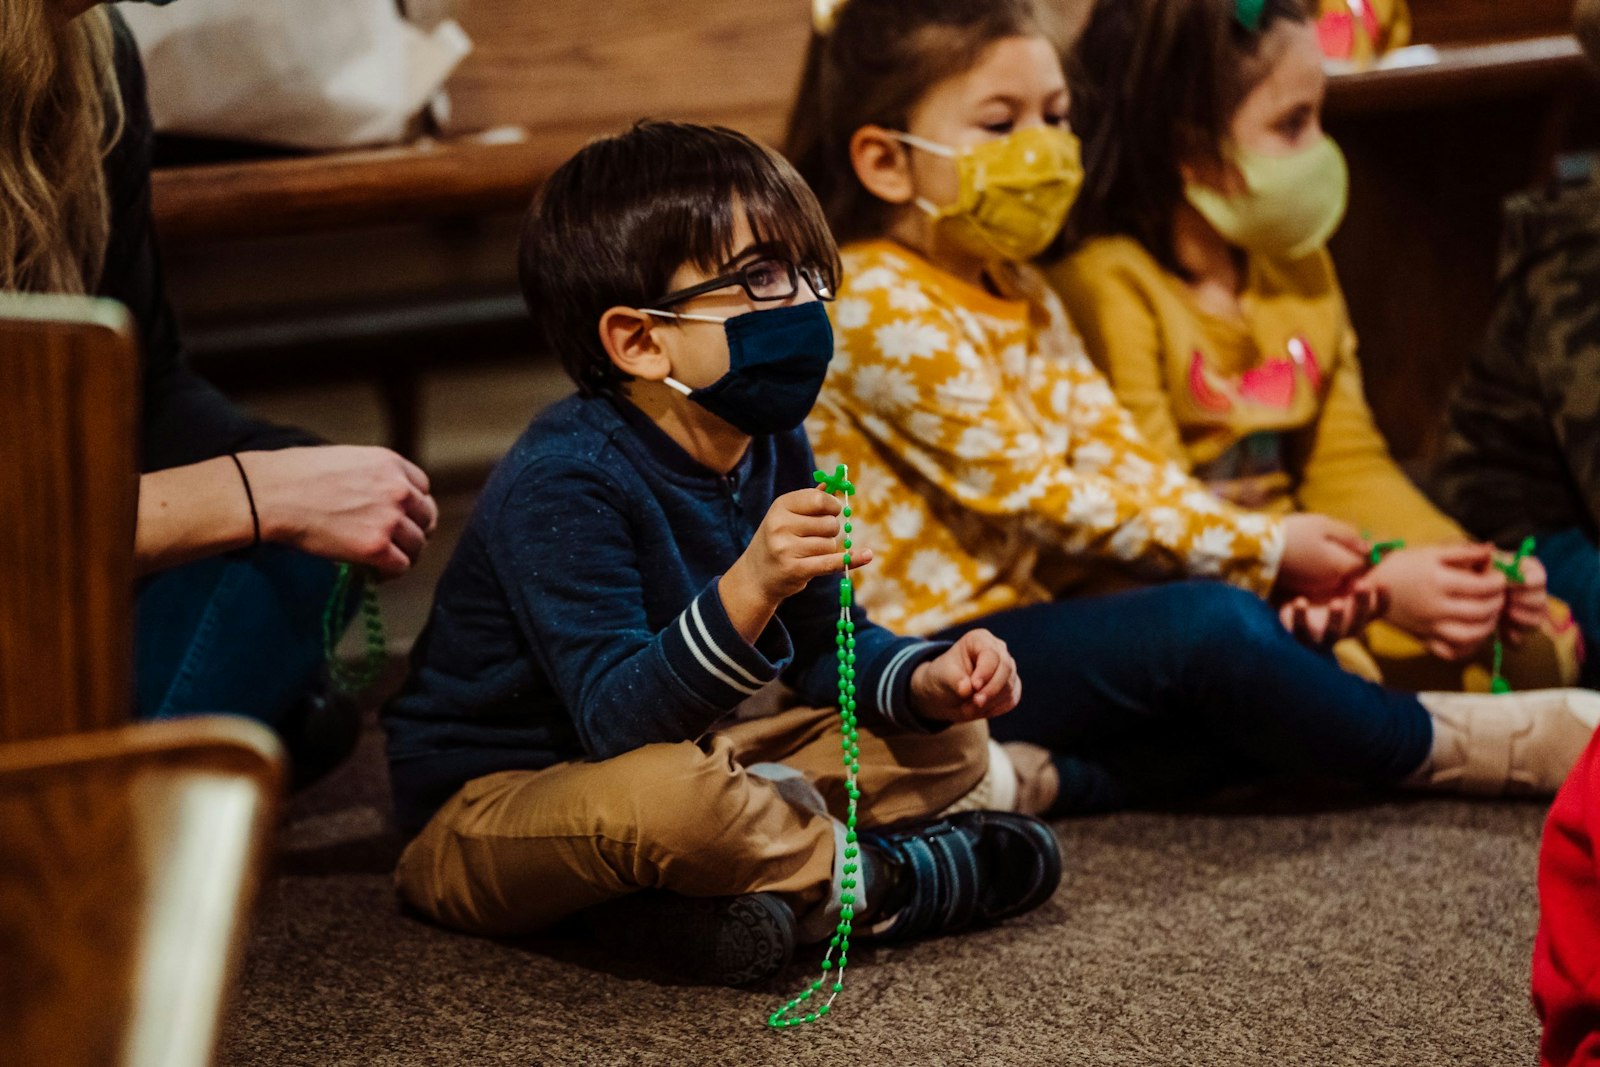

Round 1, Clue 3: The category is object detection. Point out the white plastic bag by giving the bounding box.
[116,0,472,150]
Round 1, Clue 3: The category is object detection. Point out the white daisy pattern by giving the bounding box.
[1186,526,1237,576]
[953,425,1006,460]
[1109,517,1151,561]
[887,283,934,313]
[852,364,919,411]
[884,504,926,541]
[1067,483,1119,531]
[906,548,965,595]
[832,297,872,331]
[1073,439,1115,474]
[874,320,949,362]
[940,369,996,409]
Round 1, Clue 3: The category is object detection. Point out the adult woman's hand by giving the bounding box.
[136,446,439,578]
[242,446,439,578]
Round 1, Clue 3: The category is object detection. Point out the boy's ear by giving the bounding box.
[599,306,673,381]
[850,125,915,206]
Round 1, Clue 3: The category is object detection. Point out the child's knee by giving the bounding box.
[941,720,993,790]
[1167,581,1279,646]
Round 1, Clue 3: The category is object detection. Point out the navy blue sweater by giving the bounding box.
[384,394,946,833]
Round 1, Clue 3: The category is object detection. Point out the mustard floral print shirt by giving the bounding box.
[806,239,1285,636]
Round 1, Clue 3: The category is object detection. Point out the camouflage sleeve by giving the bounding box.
[1431,184,1600,545]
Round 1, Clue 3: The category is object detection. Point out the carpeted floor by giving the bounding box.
[218,719,1549,1067]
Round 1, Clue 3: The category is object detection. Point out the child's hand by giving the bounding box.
[720,488,873,642]
[1279,580,1388,649]
[1274,513,1368,600]
[909,630,1022,723]
[1501,553,1549,647]
[1369,544,1507,661]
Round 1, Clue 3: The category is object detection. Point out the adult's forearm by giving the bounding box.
[134,457,255,576]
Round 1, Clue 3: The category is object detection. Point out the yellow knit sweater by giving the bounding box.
[806,239,1284,637]
[1049,235,1463,545]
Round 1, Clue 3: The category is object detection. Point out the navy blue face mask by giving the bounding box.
[645,301,834,436]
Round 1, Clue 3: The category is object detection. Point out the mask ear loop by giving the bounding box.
[638,308,729,396]
[887,132,958,220]
[640,308,729,325]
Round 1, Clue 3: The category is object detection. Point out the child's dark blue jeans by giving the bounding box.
[936,580,1435,814]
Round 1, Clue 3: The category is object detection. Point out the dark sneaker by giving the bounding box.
[279,679,363,793]
[861,810,1061,942]
[585,891,796,986]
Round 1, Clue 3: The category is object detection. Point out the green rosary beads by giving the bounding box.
[1368,539,1406,567]
[768,464,861,1031]
[1488,536,1538,694]
[322,563,388,695]
[1367,535,1536,694]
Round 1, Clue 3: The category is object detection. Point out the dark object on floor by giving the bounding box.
[284,680,363,793]
[584,891,796,987]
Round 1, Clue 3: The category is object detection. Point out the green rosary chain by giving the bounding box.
[1367,535,1536,694]
[1489,536,1537,694]
[322,563,388,695]
[768,464,861,1031]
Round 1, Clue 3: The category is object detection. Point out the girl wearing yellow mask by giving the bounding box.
[1051,0,1581,695]
[789,0,1599,817]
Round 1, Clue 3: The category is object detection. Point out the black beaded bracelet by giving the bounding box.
[229,453,261,548]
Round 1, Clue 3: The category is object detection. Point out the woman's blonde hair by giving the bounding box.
[0,2,123,295]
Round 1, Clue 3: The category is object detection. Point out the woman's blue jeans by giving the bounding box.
[135,544,342,734]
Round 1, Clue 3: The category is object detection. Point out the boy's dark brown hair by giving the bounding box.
[519,120,841,396]
[785,0,1060,247]
[1063,0,1308,274]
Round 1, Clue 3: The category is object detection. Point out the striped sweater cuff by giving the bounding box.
[865,638,950,733]
[659,581,791,709]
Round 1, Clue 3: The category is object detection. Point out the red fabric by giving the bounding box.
[1536,729,1600,1066]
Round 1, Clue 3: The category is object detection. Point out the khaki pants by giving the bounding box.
[395,701,989,937]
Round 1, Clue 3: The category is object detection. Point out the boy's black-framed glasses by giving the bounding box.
[650,256,836,309]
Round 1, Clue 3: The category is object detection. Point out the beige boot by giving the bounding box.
[1409,688,1600,796]
[1003,741,1060,817]
[939,739,1020,815]
[937,740,1063,816]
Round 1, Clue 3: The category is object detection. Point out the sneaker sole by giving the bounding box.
[586,891,795,987]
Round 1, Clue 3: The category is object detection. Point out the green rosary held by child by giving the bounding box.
[1489,536,1539,694]
[1366,535,1537,693]
[768,465,863,1031]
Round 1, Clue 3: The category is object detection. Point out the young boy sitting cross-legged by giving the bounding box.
[382,120,1062,985]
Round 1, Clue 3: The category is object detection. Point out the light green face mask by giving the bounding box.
[1184,135,1349,260]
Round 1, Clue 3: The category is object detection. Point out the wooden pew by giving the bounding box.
[0,296,139,743]
[0,716,283,1067]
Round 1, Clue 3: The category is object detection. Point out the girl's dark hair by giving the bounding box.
[785,0,1058,247]
[1063,0,1308,273]
[519,120,841,396]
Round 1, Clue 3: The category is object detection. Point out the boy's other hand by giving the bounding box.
[910,629,1022,723]
[1368,543,1507,660]
[1274,513,1368,601]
